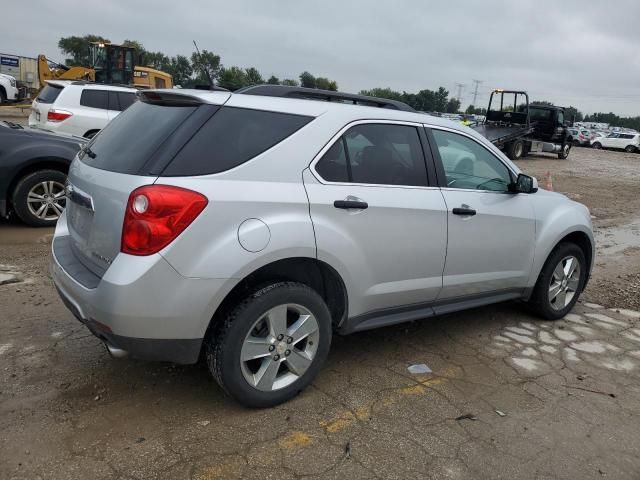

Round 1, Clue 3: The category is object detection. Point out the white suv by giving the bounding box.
[0,73,19,103]
[29,81,138,138]
[591,132,640,153]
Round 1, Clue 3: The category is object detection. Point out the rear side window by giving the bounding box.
[162,107,313,176]
[315,124,428,187]
[37,84,63,104]
[79,101,196,174]
[118,92,136,110]
[80,90,108,109]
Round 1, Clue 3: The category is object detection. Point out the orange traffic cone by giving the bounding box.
[545,171,553,191]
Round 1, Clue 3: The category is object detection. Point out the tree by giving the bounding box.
[144,51,171,71]
[217,66,247,91]
[281,78,299,86]
[244,67,264,86]
[167,55,193,86]
[299,71,316,88]
[267,75,280,85]
[465,104,476,114]
[58,34,110,66]
[315,77,338,91]
[122,39,145,55]
[359,87,404,101]
[190,49,221,85]
[445,98,461,113]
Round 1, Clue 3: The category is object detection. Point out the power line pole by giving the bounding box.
[471,79,483,106]
[454,83,465,102]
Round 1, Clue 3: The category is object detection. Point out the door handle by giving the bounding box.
[452,207,476,216]
[334,200,368,210]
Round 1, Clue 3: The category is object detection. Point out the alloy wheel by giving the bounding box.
[548,255,581,310]
[240,303,320,391]
[26,181,66,221]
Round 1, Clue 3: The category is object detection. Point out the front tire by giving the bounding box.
[12,170,67,227]
[558,143,571,159]
[592,142,602,149]
[206,282,332,407]
[528,243,587,320]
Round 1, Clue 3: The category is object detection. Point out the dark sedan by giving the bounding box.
[0,121,85,226]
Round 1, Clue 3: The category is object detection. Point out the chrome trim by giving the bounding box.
[308,119,439,189]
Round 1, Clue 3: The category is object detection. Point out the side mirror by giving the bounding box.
[510,173,538,194]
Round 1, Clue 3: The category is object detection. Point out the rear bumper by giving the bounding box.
[50,215,234,364]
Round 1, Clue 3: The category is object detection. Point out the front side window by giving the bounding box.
[315,123,428,187]
[431,129,512,192]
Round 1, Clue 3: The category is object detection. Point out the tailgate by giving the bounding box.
[65,160,156,277]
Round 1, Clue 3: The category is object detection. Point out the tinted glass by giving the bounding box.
[80,101,196,174]
[557,111,564,124]
[163,107,313,176]
[118,92,136,110]
[80,90,108,109]
[37,84,63,104]
[432,129,511,192]
[316,139,349,182]
[529,108,553,122]
[345,124,428,186]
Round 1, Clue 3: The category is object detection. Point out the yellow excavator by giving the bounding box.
[38,42,173,90]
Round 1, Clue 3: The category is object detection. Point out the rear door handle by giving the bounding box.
[452,207,476,216]
[334,200,368,210]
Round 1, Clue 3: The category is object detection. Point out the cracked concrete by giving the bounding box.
[2,147,640,479]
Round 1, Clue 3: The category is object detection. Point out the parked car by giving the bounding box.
[591,132,640,152]
[51,86,594,407]
[0,73,20,103]
[0,121,85,226]
[28,80,138,138]
[567,128,591,146]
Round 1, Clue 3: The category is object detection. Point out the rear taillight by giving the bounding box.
[121,185,208,256]
[47,109,73,122]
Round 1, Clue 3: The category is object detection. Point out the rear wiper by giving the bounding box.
[5,121,23,129]
[85,147,97,159]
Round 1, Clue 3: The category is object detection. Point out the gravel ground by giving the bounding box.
[1,134,639,479]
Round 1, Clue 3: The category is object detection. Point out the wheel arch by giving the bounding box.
[6,158,69,209]
[527,228,594,299]
[205,257,349,341]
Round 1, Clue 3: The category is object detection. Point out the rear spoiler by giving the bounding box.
[138,90,206,106]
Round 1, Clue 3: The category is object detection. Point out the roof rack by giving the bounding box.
[236,85,416,112]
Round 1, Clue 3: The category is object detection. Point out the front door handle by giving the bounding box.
[452,207,476,216]
[334,200,368,210]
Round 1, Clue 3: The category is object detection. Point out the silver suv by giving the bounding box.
[51,86,594,407]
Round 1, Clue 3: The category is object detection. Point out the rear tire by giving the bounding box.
[206,282,332,407]
[11,170,67,227]
[624,145,636,153]
[528,242,587,320]
[507,140,524,160]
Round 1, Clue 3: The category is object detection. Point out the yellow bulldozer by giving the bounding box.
[38,42,173,90]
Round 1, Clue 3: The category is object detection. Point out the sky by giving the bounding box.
[4,0,640,116]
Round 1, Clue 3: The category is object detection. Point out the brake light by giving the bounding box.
[47,109,73,122]
[121,185,208,256]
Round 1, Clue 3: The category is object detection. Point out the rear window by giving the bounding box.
[161,107,313,176]
[79,101,197,174]
[80,90,109,109]
[528,108,553,122]
[37,84,63,104]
